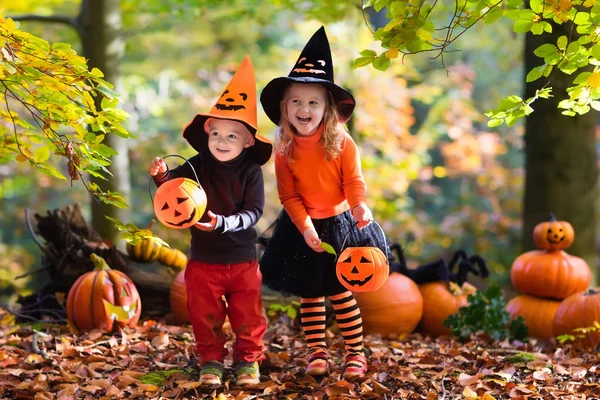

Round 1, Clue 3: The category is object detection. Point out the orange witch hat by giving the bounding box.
[183,56,273,165]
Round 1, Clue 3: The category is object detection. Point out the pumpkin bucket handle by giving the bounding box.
[147,154,201,204]
[339,220,389,263]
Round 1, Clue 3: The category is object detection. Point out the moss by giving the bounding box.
[506,352,536,364]
[140,369,192,386]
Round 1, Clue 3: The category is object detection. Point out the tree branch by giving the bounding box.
[10,14,78,29]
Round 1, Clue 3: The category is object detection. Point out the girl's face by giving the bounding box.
[206,119,253,162]
[284,83,328,137]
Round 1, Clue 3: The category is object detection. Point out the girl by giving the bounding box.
[259,27,391,379]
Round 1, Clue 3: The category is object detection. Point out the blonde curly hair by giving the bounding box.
[276,84,348,162]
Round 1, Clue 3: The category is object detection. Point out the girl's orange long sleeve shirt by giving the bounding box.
[275,128,367,234]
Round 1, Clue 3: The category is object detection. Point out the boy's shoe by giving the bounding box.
[235,361,260,386]
[199,361,224,387]
[305,348,328,376]
[343,352,367,379]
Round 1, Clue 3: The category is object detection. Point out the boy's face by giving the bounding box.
[205,119,253,162]
[284,83,328,137]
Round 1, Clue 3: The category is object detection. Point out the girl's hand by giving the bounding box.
[352,203,373,229]
[149,157,167,176]
[195,211,218,232]
[303,228,324,252]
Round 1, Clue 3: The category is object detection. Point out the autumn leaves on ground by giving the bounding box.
[1,309,599,400]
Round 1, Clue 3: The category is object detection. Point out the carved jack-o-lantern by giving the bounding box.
[293,56,327,75]
[215,89,248,111]
[532,213,575,251]
[154,177,207,229]
[336,247,389,292]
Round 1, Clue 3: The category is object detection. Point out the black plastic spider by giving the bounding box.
[389,243,489,286]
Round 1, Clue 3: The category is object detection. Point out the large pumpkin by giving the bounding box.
[170,270,189,324]
[506,294,561,339]
[553,289,600,349]
[67,254,141,332]
[510,250,590,300]
[419,281,476,337]
[354,273,423,335]
[532,214,575,251]
[154,177,207,229]
[336,246,389,292]
[159,246,188,269]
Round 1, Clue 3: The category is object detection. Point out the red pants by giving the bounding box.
[184,259,267,365]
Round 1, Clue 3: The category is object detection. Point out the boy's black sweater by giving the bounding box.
[153,149,264,264]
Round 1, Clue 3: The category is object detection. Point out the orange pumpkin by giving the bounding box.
[533,214,575,251]
[154,177,207,229]
[419,281,476,337]
[170,270,189,323]
[506,294,561,339]
[511,250,590,300]
[336,246,389,292]
[354,273,423,335]
[67,254,141,332]
[553,289,600,349]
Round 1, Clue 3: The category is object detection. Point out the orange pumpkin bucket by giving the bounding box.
[150,155,207,229]
[335,221,389,292]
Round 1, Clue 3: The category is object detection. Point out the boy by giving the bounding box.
[149,56,272,388]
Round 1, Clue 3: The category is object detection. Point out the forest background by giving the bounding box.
[1,0,599,305]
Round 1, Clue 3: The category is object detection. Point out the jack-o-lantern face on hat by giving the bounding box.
[154,178,207,229]
[215,89,248,112]
[336,247,389,292]
[293,57,327,75]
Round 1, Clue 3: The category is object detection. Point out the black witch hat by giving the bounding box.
[260,26,356,125]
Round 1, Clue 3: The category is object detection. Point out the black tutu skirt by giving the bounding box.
[259,209,393,298]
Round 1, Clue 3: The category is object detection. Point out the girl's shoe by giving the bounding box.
[343,353,367,379]
[199,361,224,387]
[306,348,328,376]
[235,361,260,386]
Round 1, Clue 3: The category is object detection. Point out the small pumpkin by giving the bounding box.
[533,213,575,251]
[506,294,561,339]
[419,281,476,337]
[354,273,423,336]
[553,288,600,349]
[336,246,389,292]
[126,220,162,262]
[159,246,188,269]
[67,253,141,332]
[154,177,207,229]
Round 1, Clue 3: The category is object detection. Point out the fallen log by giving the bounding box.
[16,203,176,322]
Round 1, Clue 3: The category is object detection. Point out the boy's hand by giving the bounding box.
[149,157,167,176]
[195,211,218,232]
[303,228,324,252]
[352,203,373,229]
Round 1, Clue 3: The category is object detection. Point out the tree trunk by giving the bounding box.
[78,0,131,248]
[523,22,598,282]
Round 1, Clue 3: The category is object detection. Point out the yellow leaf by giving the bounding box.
[16,154,27,162]
[385,48,399,59]
[586,72,600,88]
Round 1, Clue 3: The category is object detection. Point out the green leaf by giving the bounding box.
[487,118,503,127]
[360,49,377,57]
[320,242,337,256]
[557,35,568,50]
[514,20,533,33]
[353,56,375,69]
[534,44,558,58]
[484,7,504,25]
[372,56,391,71]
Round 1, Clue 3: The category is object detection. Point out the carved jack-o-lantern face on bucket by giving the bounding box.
[215,89,248,112]
[154,178,207,229]
[336,247,389,292]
